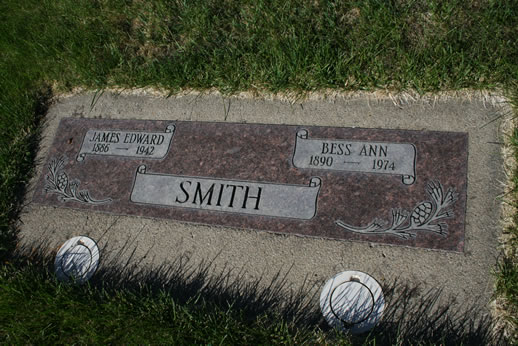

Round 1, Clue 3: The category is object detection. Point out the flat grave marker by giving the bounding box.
[34,117,468,251]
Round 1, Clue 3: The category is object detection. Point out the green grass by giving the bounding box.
[1,0,518,343]
[2,0,518,92]
[0,263,343,344]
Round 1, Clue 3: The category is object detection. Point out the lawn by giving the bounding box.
[1,0,518,343]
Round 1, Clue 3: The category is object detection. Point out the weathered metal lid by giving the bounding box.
[54,236,100,283]
[320,270,385,334]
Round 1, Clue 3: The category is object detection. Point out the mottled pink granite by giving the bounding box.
[33,118,468,251]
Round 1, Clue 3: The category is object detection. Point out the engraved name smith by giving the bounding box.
[174,180,263,210]
[130,165,322,219]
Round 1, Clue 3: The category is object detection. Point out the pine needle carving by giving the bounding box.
[335,181,458,239]
[44,156,112,205]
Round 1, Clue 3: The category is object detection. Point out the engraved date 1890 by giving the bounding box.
[309,155,333,167]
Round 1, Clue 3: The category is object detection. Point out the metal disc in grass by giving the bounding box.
[54,236,100,283]
[320,270,385,334]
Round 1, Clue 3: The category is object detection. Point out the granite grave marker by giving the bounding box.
[34,118,468,251]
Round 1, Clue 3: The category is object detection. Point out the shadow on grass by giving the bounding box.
[361,283,503,345]
[0,85,51,262]
[11,234,506,345]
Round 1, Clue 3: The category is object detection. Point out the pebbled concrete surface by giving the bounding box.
[19,90,509,322]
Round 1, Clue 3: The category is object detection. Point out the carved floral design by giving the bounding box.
[44,156,112,205]
[335,181,458,239]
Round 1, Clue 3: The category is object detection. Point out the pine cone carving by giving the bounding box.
[411,201,433,225]
[56,172,68,191]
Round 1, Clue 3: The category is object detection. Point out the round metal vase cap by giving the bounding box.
[54,236,100,283]
[320,270,385,334]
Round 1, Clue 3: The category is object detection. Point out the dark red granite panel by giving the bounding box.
[33,118,468,251]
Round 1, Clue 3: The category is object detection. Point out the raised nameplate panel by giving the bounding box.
[77,124,175,161]
[131,165,321,219]
[293,129,416,185]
